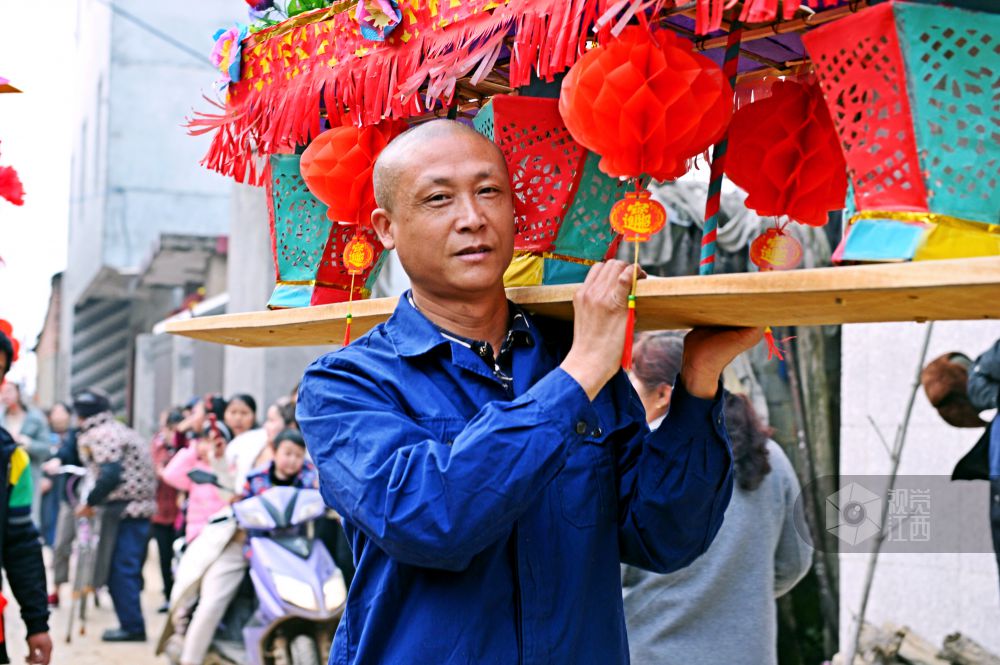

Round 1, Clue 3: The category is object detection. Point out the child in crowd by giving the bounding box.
[162,421,234,543]
[242,429,318,499]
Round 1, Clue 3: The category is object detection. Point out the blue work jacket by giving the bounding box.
[298,293,734,665]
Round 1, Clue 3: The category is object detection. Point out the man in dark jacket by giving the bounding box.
[0,329,51,664]
[298,121,760,664]
[968,339,1000,595]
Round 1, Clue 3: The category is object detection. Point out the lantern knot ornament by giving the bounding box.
[609,189,667,242]
[749,223,804,272]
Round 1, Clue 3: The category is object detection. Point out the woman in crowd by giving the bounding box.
[40,402,77,607]
[223,394,257,440]
[622,331,813,665]
[227,396,296,495]
[39,403,72,547]
[0,382,52,528]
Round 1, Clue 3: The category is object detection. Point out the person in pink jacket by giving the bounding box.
[162,422,233,543]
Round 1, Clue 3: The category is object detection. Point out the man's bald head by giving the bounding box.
[372,120,507,213]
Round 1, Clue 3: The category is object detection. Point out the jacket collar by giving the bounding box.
[385,290,539,359]
[384,291,453,358]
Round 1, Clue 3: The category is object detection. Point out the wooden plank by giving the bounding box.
[165,257,1000,348]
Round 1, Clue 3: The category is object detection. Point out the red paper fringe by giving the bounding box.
[697,0,837,35]
[191,0,839,184]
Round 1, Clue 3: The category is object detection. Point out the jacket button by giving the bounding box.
[575,421,588,435]
[593,427,603,437]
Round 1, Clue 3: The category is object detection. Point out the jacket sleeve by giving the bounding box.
[56,429,81,466]
[297,354,600,572]
[85,462,123,506]
[969,339,1000,412]
[20,412,52,466]
[3,450,49,636]
[162,447,197,492]
[768,441,813,597]
[611,372,734,574]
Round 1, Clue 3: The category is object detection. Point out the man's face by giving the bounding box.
[372,132,515,300]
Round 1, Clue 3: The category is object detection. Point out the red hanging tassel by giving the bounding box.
[763,325,795,361]
[621,294,636,370]
[0,590,9,643]
[343,313,353,347]
[343,272,357,347]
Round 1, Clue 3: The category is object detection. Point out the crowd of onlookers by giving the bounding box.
[0,379,354,664]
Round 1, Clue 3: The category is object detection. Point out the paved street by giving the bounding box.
[5,544,168,665]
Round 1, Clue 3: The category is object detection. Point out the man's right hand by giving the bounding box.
[560,260,643,401]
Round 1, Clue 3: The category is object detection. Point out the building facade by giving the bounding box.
[61,0,235,415]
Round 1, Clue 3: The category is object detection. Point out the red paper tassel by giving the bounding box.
[343,313,353,347]
[0,591,6,642]
[621,295,636,370]
[763,325,796,361]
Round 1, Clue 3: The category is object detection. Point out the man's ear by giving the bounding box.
[370,208,396,250]
[656,384,673,412]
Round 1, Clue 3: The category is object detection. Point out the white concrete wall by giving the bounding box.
[840,320,1000,654]
[61,0,238,402]
[102,0,233,269]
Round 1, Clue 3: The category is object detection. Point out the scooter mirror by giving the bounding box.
[188,468,222,487]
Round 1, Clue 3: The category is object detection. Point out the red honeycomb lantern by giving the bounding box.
[299,119,408,226]
[559,26,733,181]
[725,80,846,226]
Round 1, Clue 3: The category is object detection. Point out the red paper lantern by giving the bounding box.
[299,119,407,226]
[0,165,24,206]
[559,26,733,181]
[725,80,846,227]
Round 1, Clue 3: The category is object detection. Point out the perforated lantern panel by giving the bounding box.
[554,151,632,259]
[266,154,334,309]
[805,1,1000,227]
[475,95,584,254]
[475,95,635,285]
[895,2,1000,225]
[805,3,928,214]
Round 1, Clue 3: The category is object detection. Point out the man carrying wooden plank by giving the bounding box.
[297,120,761,665]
